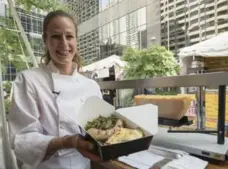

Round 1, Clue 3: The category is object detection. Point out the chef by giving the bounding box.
[9,10,102,169]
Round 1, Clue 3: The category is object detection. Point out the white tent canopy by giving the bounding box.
[82,55,126,72]
[178,32,228,59]
[82,55,127,80]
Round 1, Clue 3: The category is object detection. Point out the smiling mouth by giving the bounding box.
[56,51,71,56]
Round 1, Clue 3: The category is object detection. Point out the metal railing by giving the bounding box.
[0,71,228,168]
[97,72,228,145]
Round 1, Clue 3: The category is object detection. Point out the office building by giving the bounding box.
[161,0,228,56]
[16,8,45,57]
[71,0,160,63]
[65,0,99,24]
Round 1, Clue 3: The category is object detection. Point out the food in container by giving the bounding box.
[85,115,144,145]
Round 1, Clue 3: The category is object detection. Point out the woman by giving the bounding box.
[9,10,102,169]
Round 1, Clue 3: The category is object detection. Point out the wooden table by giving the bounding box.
[91,126,228,168]
[92,160,228,169]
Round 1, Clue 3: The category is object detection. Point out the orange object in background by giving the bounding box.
[134,95,194,120]
[134,93,228,130]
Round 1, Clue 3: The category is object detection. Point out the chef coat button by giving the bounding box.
[60,123,65,129]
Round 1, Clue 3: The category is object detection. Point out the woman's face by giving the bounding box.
[44,16,77,65]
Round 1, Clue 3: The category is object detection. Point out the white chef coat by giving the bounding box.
[9,62,102,169]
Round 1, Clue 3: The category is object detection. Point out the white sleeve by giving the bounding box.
[9,72,54,167]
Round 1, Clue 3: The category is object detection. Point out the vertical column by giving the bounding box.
[0,59,10,169]
[215,0,218,35]
[195,86,205,130]
[217,85,226,144]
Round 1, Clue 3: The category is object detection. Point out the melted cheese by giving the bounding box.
[105,128,143,145]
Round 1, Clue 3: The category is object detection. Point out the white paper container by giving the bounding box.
[76,96,158,161]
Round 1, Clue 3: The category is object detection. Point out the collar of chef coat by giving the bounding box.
[46,61,82,99]
[47,61,78,76]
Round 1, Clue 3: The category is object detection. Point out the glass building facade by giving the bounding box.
[75,0,160,63]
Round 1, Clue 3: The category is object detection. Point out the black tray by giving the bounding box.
[159,116,193,127]
[81,127,153,161]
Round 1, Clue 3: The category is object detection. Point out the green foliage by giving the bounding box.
[1,0,70,73]
[15,0,68,13]
[3,81,12,114]
[3,81,12,93]
[0,16,30,73]
[121,94,134,107]
[4,98,11,114]
[122,45,180,80]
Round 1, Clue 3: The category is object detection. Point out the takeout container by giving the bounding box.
[134,95,194,120]
[76,96,158,161]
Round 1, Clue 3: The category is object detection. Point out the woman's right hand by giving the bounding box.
[64,134,101,162]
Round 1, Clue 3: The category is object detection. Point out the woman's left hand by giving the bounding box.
[64,134,102,162]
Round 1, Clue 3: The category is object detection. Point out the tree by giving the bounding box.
[15,0,68,12]
[0,16,30,74]
[120,45,180,98]
[0,0,69,74]
[122,45,180,80]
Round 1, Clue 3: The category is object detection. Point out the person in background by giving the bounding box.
[9,10,102,169]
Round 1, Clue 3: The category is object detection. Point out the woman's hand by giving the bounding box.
[64,134,102,162]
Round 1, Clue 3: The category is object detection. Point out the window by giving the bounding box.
[109,22,114,37]
[191,18,198,25]
[218,10,227,16]
[100,0,119,11]
[138,25,147,49]
[119,31,127,46]
[78,29,99,61]
[119,16,127,33]
[176,1,185,7]
[101,24,109,39]
[127,11,138,31]
[176,8,185,15]
[190,10,198,17]
[201,21,214,29]
[111,35,119,44]
[202,0,214,4]
[217,1,227,8]
[200,8,205,13]
[206,30,214,36]
[109,0,118,7]
[37,20,42,34]
[190,4,198,10]
[169,5,173,10]
[169,12,174,17]
[218,27,228,33]
[208,13,214,18]
[109,20,119,36]
[32,18,38,33]
[217,18,226,24]
[100,0,110,11]
[137,7,146,26]
[30,37,43,53]
[3,62,17,81]
[190,34,199,39]
[179,16,185,20]
[189,26,199,32]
